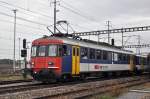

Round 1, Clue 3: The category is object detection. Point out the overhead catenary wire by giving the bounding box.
[0,28,44,37]
[0,19,48,32]
[0,3,54,22]
[0,0,103,33]
[0,0,54,20]
[60,5,97,22]
[61,1,98,22]
[0,0,97,33]
[0,11,50,27]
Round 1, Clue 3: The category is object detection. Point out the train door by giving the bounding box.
[72,46,80,75]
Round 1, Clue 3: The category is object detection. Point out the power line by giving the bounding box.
[0,3,53,22]
[60,5,98,22]
[0,11,50,27]
[62,1,98,22]
[0,19,48,32]
[70,23,92,30]
[0,28,44,37]
[0,0,54,19]
[0,48,19,51]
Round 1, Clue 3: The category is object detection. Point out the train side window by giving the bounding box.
[118,53,122,61]
[38,46,46,56]
[58,45,62,56]
[127,55,130,63]
[89,49,95,59]
[108,51,112,60]
[122,54,126,61]
[81,47,88,59]
[114,53,118,61]
[96,50,102,60]
[103,51,108,60]
[62,45,70,56]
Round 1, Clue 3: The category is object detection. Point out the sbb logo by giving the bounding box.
[94,65,101,69]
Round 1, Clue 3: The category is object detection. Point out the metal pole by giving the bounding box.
[122,28,124,49]
[107,21,110,44]
[18,37,21,69]
[54,0,56,34]
[67,22,68,34]
[13,9,17,72]
[138,35,141,55]
[98,35,100,43]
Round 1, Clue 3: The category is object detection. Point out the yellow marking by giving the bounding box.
[72,46,80,75]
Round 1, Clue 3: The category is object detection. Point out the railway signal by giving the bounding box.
[21,49,27,57]
[21,38,27,78]
[21,39,27,57]
[23,39,26,49]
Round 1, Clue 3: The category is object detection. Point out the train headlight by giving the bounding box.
[31,62,34,68]
[48,62,54,65]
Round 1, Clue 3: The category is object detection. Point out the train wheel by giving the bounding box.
[80,74,86,81]
[60,74,72,82]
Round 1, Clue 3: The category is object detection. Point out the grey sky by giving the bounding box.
[0,0,150,59]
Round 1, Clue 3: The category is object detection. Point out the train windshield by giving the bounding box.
[31,46,37,57]
[38,46,46,56]
[31,45,70,57]
[48,45,57,56]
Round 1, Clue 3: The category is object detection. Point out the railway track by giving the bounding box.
[0,77,108,94]
[0,74,149,99]
[0,79,32,85]
[0,75,136,94]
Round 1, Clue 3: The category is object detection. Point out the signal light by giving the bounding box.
[23,39,26,49]
[21,49,27,57]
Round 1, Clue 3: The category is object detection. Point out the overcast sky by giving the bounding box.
[0,0,150,59]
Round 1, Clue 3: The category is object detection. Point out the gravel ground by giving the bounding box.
[117,82,150,99]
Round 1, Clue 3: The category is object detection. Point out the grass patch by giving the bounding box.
[99,95,115,99]
[0,74,32,81]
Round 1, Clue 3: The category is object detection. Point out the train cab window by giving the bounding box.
[96,50,102,60]
[48,45,57,56]
[89,49,95,59]
[31,46,37,57]
[81,47,88,59]
[38,46,46,56]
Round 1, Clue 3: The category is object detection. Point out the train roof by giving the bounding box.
[33,34,134,55]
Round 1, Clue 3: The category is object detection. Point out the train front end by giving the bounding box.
[30,38,63,82]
